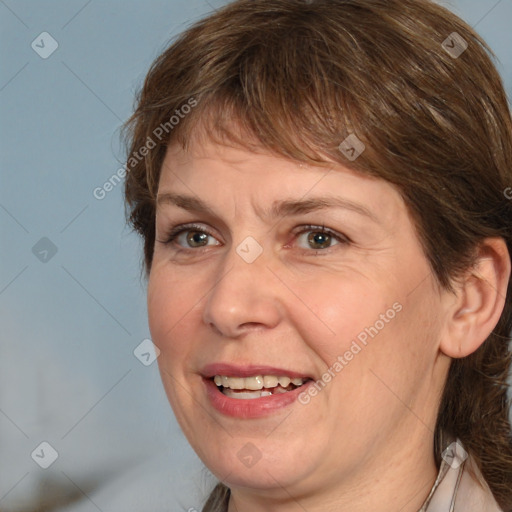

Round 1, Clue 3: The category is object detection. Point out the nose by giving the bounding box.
[202,241,284,339]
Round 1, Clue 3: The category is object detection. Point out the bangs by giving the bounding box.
[170,79,359,170]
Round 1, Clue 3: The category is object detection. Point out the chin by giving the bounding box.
[195,435,320,492]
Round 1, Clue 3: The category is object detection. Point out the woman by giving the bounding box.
[123,0,512,510]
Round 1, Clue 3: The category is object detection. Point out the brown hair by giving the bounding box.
[123,0,512,510]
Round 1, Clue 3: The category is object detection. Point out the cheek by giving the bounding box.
[147,269,200,359]
[147,271,202,424]
[298,273,392,359]
[299,270,435,406]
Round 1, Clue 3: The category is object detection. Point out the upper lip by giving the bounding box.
[201,363,314,380]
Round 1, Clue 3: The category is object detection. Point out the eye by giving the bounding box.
[157,223,350,254]
[292,225,349,252]
[157,223,220,249]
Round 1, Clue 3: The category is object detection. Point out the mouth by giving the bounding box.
[211,375,312,399]
[200,364,315,418]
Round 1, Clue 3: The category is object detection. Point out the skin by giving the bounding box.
[147,133,510,512]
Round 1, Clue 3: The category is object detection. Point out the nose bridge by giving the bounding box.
[202,235,282,337]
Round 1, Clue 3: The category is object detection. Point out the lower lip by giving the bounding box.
[203,377,313,419]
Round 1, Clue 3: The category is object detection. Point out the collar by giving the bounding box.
[418,439,502,512]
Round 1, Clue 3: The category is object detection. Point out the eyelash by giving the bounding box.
[157,223,350,255]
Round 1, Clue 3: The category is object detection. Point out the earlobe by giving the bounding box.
[439,238,511,359]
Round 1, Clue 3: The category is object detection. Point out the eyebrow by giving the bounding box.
[156,192,378,223]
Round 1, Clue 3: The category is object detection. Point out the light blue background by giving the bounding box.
[1,1,511,510]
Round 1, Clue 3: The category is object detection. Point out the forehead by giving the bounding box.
[159,138,406,226]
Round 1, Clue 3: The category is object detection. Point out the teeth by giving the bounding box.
[246,376,265,390]
[213,375,307,390]
[223,389,271,400]
[263,375,278,388]
[226,377,245,390]
[278,377,291,388]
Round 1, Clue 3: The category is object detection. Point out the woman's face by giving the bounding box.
[148,136,450,498]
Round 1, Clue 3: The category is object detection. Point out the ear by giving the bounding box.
[439,237,511,359]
